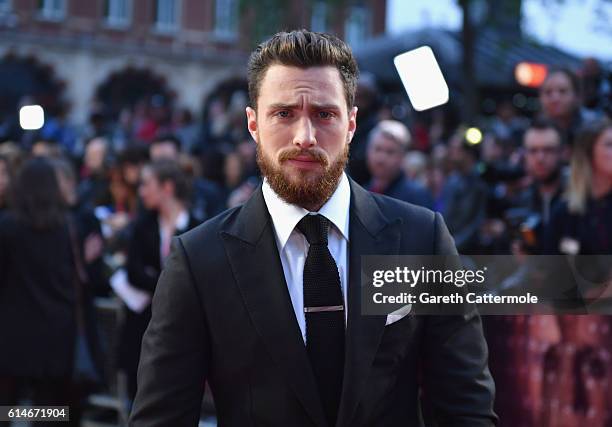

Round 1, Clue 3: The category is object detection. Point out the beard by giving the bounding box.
[537,166,561,186]
[256,140,349,211]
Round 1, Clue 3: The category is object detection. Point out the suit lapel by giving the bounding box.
[336,180,402,427]
[221,187,328,427]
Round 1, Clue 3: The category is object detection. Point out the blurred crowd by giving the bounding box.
[0,60,611,426]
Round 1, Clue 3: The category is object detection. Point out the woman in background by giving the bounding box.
[118,159,200,401]
[539,67,601,147]
[538,118,612,426]
[0,157,102,426]
[545,118,612,256]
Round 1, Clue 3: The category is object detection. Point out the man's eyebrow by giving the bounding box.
[266,103,298,110]
[266,102,342,110]
[310,103,342,111]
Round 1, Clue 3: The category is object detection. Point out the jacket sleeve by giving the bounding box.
[421,212,498,426]
[129,236,209,426]
[127,219,160,293]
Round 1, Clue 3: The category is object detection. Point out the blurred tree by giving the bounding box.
[457,0,523,124]
[456,0,611,124]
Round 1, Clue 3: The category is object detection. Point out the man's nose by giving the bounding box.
[293,117,316,148]
[535,150,547,161]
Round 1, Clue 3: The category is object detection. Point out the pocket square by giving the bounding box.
[385,304,412,326]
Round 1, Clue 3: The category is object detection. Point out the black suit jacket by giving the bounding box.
[130,180,496,426]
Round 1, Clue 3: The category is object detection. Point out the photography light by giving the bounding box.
[394,46,450,111]
[19,105,45,130]
[465,127,483,145]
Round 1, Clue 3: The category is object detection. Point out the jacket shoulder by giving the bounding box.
[369,190,436,225]
[177,206,241,251]
[366,191,455,254]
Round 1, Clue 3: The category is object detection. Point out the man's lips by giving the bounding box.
[290,155,319,162]
[285,155,323,169]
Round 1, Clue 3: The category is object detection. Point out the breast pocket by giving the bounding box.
[377,314,420,368]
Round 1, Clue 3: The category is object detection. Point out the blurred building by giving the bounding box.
[0,0,386,125]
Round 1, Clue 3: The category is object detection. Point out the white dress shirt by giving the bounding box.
[262,173,351,344]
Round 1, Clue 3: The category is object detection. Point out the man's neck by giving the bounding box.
[159,199,186,225]
[370,172,402,194]
[300,200,327,213]
[537,178,560,197]
[370,177,391,193]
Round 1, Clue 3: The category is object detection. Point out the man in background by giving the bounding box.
[366,119,434,209]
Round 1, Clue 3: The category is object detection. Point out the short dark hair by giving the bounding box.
[118,144,149,165]
[152,134,182,151]
[525,118,563,145]
[247,29,359,110]
[145,159,191,203]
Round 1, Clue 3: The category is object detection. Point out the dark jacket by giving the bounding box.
[367,173,434,210]
[440,170,488,254]
[0,212,103,379]
[130,180,496,426]
[118,211,200,377]
[540,192,612,311]
[543,191,612,255]
[73,206,109,296]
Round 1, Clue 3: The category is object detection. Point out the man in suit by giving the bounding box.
[365,119,434,209]
[130,30,496,426]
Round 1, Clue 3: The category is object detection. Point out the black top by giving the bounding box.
[541,191,612,310]
[0,213,76,378]
[544,190,612,255]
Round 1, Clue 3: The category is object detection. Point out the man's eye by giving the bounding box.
[276,110,290,118]
[318,111,334,119]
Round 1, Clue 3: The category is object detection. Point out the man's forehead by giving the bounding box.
[372,132,400,146]
[258,65,345,104]
[524,128,560,146]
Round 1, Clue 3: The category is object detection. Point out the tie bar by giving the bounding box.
[304,305,344,313]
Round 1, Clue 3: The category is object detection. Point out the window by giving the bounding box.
[154,0,180,32]
[38,0,66,21]
[311,1,327,33]
[344,5,371,46]
[105,0,131,27]
[214,0,238,38]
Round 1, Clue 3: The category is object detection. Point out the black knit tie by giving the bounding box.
[297,214,345,426]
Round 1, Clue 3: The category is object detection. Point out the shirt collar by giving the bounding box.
[262,172,351,250]
[176,210,189,231]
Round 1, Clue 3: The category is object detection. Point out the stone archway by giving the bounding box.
[200,76,249,145]
[94,66,175,121]
[0,53,67,141]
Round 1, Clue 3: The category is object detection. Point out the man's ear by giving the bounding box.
[246,106,258,143]
[347,106,358,144]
